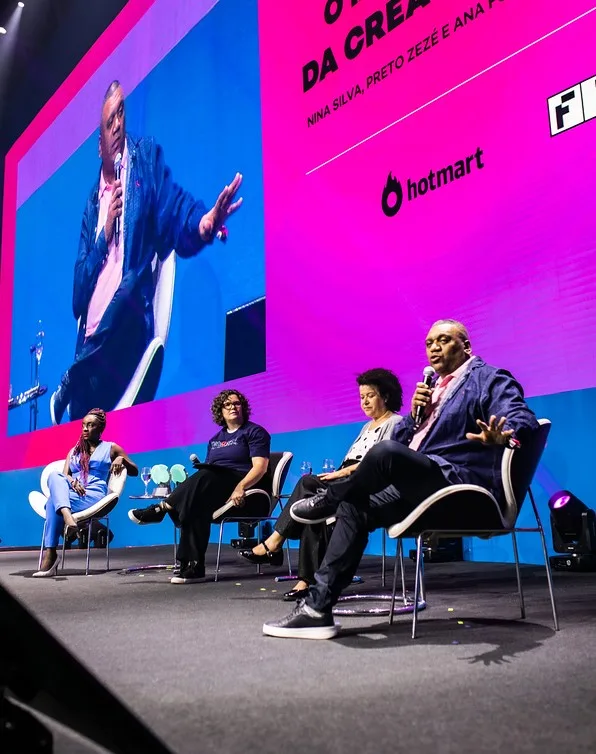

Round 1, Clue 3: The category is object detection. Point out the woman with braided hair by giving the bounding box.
[33,408,138,577]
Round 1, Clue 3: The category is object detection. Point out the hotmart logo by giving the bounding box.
[381,147,485,217]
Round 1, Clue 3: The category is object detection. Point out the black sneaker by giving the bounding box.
[262,600,339,639]
[128,503,167,525]
[170,561,205,584]
[50,372,71,426]
[290,491,339,525]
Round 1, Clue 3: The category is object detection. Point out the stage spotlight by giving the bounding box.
[548,490,596,571]
[18,2,25,8]
[0,27,7,34]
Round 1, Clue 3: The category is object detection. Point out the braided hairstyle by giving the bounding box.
[73,408,107,483]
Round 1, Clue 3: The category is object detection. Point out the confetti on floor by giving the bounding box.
[448,607,454,612]
[458,620,464,625]
[259,587,267,591]
[235,582,242,586]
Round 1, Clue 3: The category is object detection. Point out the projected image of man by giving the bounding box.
[50,80,243,424]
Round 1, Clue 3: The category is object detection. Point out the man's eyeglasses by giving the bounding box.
[223,401,242,409]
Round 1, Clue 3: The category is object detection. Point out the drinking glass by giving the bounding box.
[34,320,44,365]
[300,460,312,476]
[322,458,335,474]
[140,467,151,497]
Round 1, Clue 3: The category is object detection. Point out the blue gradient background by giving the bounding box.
[9,0,264,436]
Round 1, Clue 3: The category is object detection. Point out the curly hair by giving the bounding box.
[356,368,403,413]
[211,389,252,427]
[73,408,107,483]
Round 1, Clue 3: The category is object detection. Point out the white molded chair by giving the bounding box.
[214,451,294,581]
[115,250,176,409]
[386,419,558,638]
[28,460,65,520]
[34,460,127,575]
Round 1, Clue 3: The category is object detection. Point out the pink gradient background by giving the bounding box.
[258,0,596,419]
[2,0,596,471]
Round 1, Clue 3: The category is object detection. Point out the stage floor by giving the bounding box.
[2,545,596,754]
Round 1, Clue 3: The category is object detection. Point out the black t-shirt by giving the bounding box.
[205,421,271,475]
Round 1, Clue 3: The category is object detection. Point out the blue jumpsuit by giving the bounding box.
[44,440,112,547]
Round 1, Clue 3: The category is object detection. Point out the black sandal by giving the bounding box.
[238,540,284,566]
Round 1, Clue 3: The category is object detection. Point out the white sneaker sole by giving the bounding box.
[128,509,164,526]
[170,576,205,584]
[289,504,331,526]
[262,622,339,640]
[128,510,143,525]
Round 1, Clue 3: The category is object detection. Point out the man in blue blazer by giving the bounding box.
[263,318,540,639]
[50,80,243,423]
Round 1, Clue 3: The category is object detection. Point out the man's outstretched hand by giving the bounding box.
[199,172,243,242]
[466,415,514,446]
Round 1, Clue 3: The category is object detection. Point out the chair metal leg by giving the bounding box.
[419,545,426,603]
[538,524,560,631]
[398,538,407,605]
[285,540,293,579]
[173,524,178,564]
[528,488,560,631]
[381,529,386,588]
[389,540,401,625]
[105,517,110,573]
[39,521,47,570]
[511,531,526,619]
[85,522,92,575]
[256,521,262,577]
[215,522,224,582]
[412,535,424,639]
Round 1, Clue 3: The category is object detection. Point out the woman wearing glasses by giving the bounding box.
[128,389,271,583]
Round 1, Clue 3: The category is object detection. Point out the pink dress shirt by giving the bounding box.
[85,143,129,338]
[409,358,472,451]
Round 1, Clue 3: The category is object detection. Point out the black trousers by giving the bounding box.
[69,301,148,419]
[166,467,269,567]
[275,474,335,584]
[306,441,450,612]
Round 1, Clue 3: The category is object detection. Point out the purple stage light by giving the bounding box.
[552,494,571,509]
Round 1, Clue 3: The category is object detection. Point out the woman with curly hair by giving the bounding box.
[240,368,403,600]
[128,389,271,584]
[34,408,138,577]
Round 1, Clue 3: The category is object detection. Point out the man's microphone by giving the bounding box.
[414,366,436,429]
[114,152,122,246]
[189,453,200,469]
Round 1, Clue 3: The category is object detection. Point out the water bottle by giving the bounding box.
[322,458,335,474]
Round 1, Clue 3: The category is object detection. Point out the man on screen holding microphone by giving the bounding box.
[263,318,540,640]
[50,80,243,424]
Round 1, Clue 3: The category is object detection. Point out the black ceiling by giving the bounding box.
[0,0,129,153]
[0,0,129,260]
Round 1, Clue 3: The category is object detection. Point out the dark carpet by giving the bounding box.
[2,544,596,754]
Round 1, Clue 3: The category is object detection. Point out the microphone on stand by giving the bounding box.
[414,366,436,429]
[114,152,122,246]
